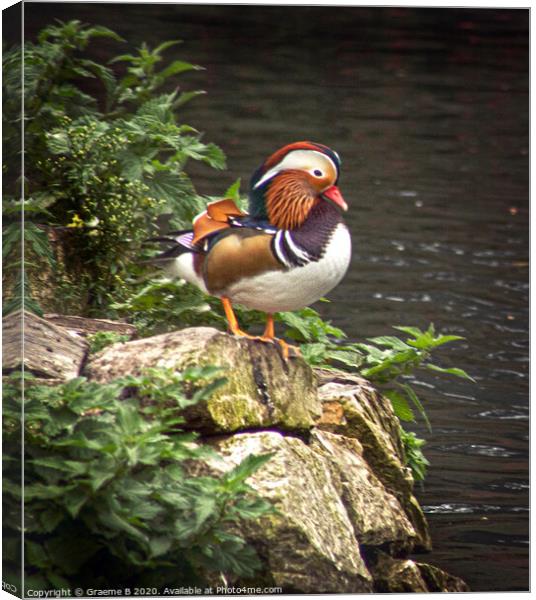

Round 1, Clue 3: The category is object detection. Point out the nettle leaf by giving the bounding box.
[25,540,50,568]
[383,389,415,422]
[426,363,475,381]
[393,325,424,339]
[230,496,275,520]
[173,89,206,109]
[158,59,203,80]
[157,38,183,51]
[148,536,172,559]
[398,383,431,432]
[84,25,125,42]
[223,453,274,492]
[193,495,217,529]
[367,335,411,351]
[39,506,65,533]
[224,177,242,202]
[63,487,89,519]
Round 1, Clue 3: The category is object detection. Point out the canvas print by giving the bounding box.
[2,1,529,596]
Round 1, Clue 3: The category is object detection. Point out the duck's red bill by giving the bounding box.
[322,185,348,212]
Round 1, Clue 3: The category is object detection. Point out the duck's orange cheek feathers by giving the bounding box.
[266,174,316,230]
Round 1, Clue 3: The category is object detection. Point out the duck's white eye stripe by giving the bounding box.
[253,165,281,189]
[253,149,337,189]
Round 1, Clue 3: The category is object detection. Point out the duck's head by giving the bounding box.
[248,141,348,229]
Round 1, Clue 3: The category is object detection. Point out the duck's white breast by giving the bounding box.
[225,223,352,313]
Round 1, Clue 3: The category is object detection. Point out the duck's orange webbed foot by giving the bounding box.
[221,302,300,359]
[261,314,301,360]
[221,297,257,338]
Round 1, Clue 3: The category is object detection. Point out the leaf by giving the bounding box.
[230,496,274,519]
[426,363,476,381]
[383,389,415,422]
[144,170,191,204]
[39,507,65,533]
[158,60,203,80]
[63,487,89,519]
[25,540,49,568]
[367,335,411,351]
[224,178,242,202]
[99,510,148,543]
[148,536,172,558]
[433,334,465,345]
[85,25,125,42]
[398,383,431,432]
[392,325,423,338]
[223,453,274,491]
[193,495,217,529]
[173,89,206,109]
[153,39,182,55]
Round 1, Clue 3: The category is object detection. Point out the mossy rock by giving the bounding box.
[85,326,321,433]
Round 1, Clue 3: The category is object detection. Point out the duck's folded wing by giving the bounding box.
[203,228,284,294]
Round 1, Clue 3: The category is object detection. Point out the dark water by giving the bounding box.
[24,4,529,592]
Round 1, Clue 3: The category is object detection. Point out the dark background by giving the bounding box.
[10,3,530,591]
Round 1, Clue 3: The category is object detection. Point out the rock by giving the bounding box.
[189,430,373,593]
[368,551,430,592]
[43,313,137,339]
[85,327,321,433]
[309,430,416,548]
[367,550,470,593]
[187,428,432,592]
[315,369,432,551]
[2,309,88,380]
[417,561,470,592]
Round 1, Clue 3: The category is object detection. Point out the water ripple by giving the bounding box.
[422,502,527,515]
[435,443,519,458]
[471,408,528,421]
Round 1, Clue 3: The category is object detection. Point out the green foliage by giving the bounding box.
[3,368,274,591]
[3,20,225,315]
[277,304,363,370]
[357,323,473,427]
[87,331,131,354]
[2,221,56,316]
[400,430,430,483]
[355,324,473,480]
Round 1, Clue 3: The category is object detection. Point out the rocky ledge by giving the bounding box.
[5,312,468,593]
[85,325,469,593]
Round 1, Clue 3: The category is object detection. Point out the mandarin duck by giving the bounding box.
[153,141,351,357]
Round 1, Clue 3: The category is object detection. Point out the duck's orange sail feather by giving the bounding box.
[192,198,246,245]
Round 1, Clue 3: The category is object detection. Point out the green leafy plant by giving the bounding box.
[400,430,430,483]
[357,324,474,428]
[3,20,225,315]
[355,324,474,480]
[277,304,363,369]
[3,367,274,592]
[87,331,131,354]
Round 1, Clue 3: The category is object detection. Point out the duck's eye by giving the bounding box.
[313,169,323,177]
